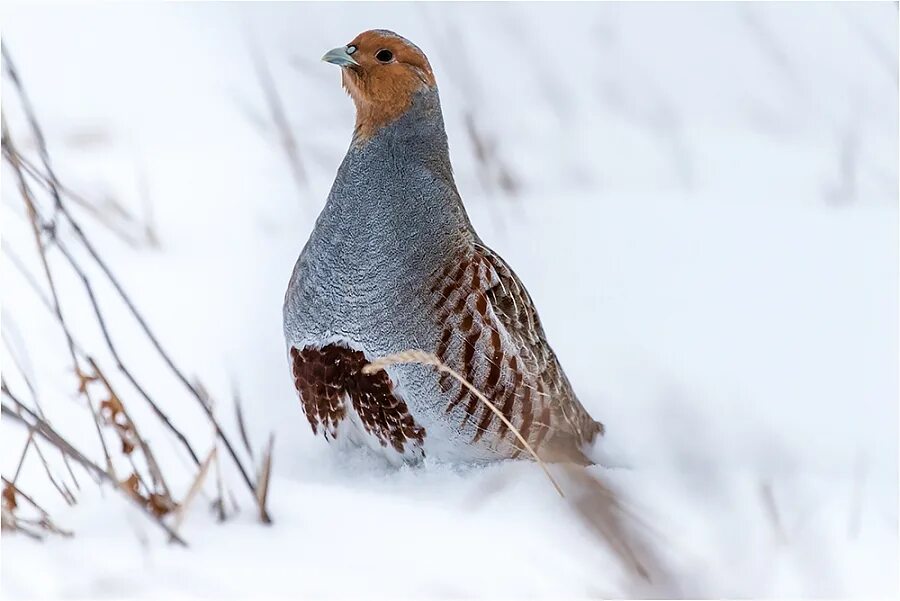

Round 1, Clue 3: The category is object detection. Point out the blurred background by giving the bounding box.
[1,2,897,598]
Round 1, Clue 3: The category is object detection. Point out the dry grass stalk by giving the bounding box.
[32,436,78,506]
[133,155,161,248]
[8,428,76,507]
[246,32,309,201]
[555,462,658,584]
[211,445,228,522]
[419,9,520,201]
[3,47,271,524]
[15,152,148,248]
[1,326,42,414]
[2,387,187,545]
[86,357,172,501]
[172,446,217,535]
[1,477,72,540]
[362,350,565,498]
[49,236,201,467]
[233,382,255,462]
[2,242,54,313]
[364,350,671,587]
[759,480,787,545]
[1,331,81,499]
[11,431,34,483]
[2,115,116,476]
[462,112,520,198]
[256,434,275,524]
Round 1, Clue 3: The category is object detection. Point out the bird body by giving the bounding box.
[284,30,602,465]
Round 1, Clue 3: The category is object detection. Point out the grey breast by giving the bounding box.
[283,88,475,410]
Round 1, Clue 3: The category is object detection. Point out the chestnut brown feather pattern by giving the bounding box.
[291,345,426,455]
[426,243,603,464]
[286,29,602,465]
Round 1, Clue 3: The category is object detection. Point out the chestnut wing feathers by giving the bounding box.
[430,241,603,463]
[290,243,601,464]
[290,345,426,456]
[477,244,603,460]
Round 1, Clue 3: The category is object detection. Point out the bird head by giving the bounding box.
[322,30,437,142]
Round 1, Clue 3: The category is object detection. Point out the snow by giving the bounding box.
[1,2,897,598]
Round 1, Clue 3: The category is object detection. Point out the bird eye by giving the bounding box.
[375,49,394,63]
[346,45,357,55]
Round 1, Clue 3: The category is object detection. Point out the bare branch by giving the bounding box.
[86,356,173,501]
[2,50,260,512]
[2,114,115,474]
[2,389,187,546]
[52,236,201,467]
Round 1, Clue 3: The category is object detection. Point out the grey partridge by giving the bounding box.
[283,30,603,465]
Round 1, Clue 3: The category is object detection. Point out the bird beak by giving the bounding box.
[321,47,359,67]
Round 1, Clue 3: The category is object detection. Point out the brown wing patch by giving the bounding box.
[291,344,426,454]
[423,243,603,462]
[291,346,346,438]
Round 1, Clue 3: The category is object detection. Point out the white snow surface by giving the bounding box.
[1,3,897,598]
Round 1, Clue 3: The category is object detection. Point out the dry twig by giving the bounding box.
[2,476,72,539]
[172,446,217,535]
[2,389,187,545]
[246,32,308,199]
[3,48,267,521]
[2,114,115,475]
[256,434,275,523]
[365,349,671,587]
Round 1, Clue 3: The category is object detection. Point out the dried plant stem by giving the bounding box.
[363,350,565,498]
[2,325,81,494]
[57,213,257,496]
[759,480,787,545]
[85,356,172,501]
[7,425,75,506]
[246,32,308,198]
[233,381,255,462]
[53,236,201,467]
[3,50,261,516]
[256,434,275,523]
[5,234,199,478]
[212,445,227,522]
[32,439,78,506]
[2,476,49,519]
[16,153,144,248]
[3,234,48,293]
[1,476,73,538]
[1,391,187,546]
[1,325,40,412]
[1,116,115,475]
[172,446,217,535]
[11,432,34,483]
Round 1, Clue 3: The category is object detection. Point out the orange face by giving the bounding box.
[322,30,437,142]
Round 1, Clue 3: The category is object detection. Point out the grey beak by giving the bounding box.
[321,47,359,67]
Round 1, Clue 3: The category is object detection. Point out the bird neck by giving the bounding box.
[336,87,462,220]
[352,86,451,165]
[314,86,472,271]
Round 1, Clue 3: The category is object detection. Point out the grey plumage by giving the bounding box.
[284,31,601,464]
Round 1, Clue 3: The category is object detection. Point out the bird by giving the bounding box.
[283,29,603,465]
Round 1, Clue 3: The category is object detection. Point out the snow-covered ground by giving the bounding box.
[1,3,897,598]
